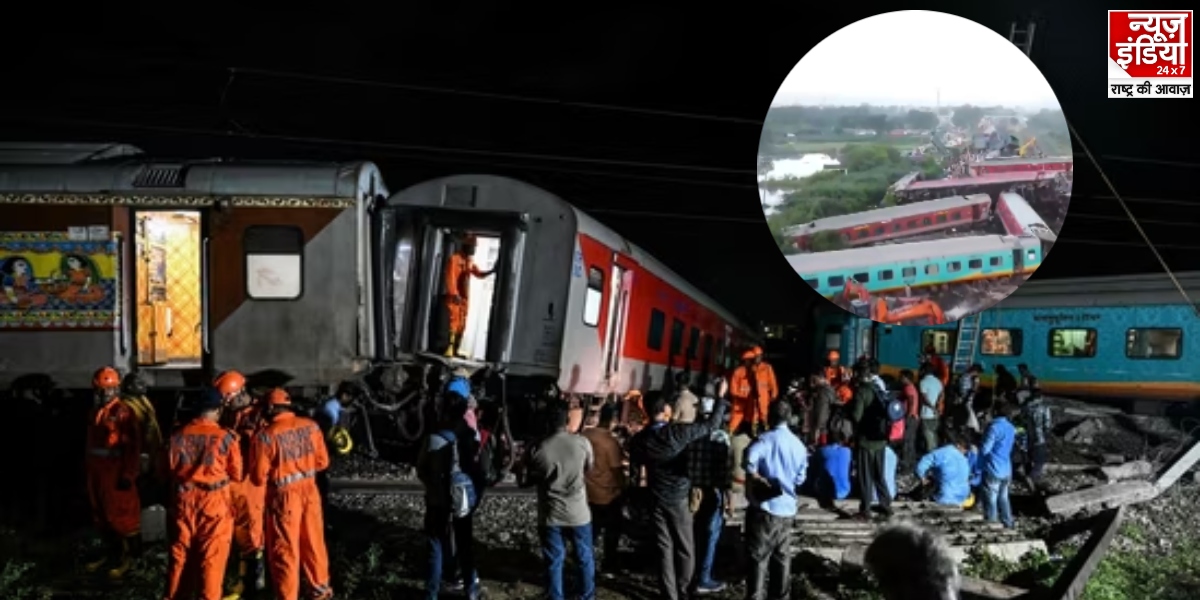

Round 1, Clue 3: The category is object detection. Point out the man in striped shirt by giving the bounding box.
[687,393,733,595]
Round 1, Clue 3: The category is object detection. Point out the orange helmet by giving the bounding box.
[752,346,764,357]
[266,388,291,407]
[93,367,120,390]
[827,349,840,363]
[741,349,756,360]
[213,370,246,397]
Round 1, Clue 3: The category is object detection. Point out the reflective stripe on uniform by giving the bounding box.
[178,479,231,493]
[272,470,315,488]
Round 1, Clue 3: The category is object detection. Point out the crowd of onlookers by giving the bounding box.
[416,350,1054,600]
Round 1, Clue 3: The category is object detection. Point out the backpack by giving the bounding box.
[861,385,902,441]
[436,430,479,518]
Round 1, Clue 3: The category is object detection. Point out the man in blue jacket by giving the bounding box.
[980,400,1017,528]
[915,430,972,507]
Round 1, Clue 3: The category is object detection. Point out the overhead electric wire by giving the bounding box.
[1067,120,1200,317]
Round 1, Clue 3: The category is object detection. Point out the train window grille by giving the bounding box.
[892,223,903,232]
[686,326,700,360]
[880,269,894,281]
[907,220,918,229]
[981,329,1022,356]
[669,318,685,357]
[243,225,304,301]
[968,259,983,269]
[1049,328,1097,358]
[902,267,916,278]
[582,267,604,327]
[828,275,845,287]
[874,226,885,236]
[951,211,961,221]
[1125,328,1183,360]
[925,264,939,276]
[922,330,955,355]
[922,217,932,226]
[989,256,1002,267]
[853,272,870,283]
[857,229,870,240]
[936,214,948,224]
[804,278,818,288]
[947,261,962,273]
[647,309,666,351]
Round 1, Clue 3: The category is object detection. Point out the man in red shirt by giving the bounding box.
[898,370,921,469]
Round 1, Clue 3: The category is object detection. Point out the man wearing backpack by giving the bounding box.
[418,387,483,600]
[851,364,894,520]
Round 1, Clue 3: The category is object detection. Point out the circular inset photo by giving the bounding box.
[759,10,1072,326]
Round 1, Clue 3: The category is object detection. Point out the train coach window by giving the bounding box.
[701,334,714,369]
[857,229,870,239]
[989,256,1003,267]
[880,269,894,281]
[936,214,948,224]
[951,211,962,221]
[853,272,870,283]
[1126,328,1183,359]
[947,261,961,273]
[1027,250,1038,261]
[1049,328,1097,358]
[874,226,885,236]
[583,267,604,327]
[922,217,932,226]
[244,225,304,300]
[804,278,818,288]
[828,275,845,287]
[893,223,903,232]
[981,329,1022,355]
[925,264,939,276]
[669,319,686,357]
[902,267,916,278]
[907,220,918,229]
[686,326,700,359]
[922,330,954,355]
[647,309,666,351]
[968,259,983,269]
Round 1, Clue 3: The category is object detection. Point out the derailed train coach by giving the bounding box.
[0,144,757,444]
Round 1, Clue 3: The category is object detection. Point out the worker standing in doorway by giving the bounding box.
[163,387,241,600]
[250,389,333,600]
[442,233,495,358]
[729,347,778,435]
[215,370,267,597]
[83,366,143,580]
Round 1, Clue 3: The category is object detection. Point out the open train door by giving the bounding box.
[601,253,635,385]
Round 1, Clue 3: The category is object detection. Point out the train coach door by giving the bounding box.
[1012,249,1024,274]
[602,256,634,383]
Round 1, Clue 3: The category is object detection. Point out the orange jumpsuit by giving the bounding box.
[85,396,142,537]
[728,362,779,433]
[444,253,486,336]
[251,412,333,600]
[223,402,267,557]
[164,418,242,600]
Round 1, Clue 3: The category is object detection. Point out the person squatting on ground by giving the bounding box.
[84,366,143,580]
[527,403,596,600]
[914,429,973,508]
[864,521,960,600]
[851,364,894,520]
[162,387,241,600]
[581,403,627,576]
[629,394,729,600]
[980,400,1017,529]
[728,346,777,435]
[686,392,734,595]
[418,383,483,600]
[249,388,334,600]
[214,369,268,596]
[743,400,808,600]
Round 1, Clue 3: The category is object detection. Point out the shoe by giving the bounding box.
[107,536,135,580]
[695,581,727,594]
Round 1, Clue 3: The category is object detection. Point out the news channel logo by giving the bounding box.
[1108,10,1193,98]
[758,10,1072,327]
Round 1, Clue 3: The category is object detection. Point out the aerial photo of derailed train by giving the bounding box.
[0,142,758,460]
[812,270,1199,411]
[784,156,1072,325]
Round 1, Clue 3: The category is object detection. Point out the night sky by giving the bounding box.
[2,2,1196,326]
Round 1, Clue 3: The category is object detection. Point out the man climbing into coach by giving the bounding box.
[441,232,495,358]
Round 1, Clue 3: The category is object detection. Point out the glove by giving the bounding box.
[116,478,133,491]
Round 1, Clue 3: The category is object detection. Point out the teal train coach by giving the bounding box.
[789,234,1043,299]
[813,271,1200,404]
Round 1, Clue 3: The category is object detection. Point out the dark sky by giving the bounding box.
[2,3,1197,325]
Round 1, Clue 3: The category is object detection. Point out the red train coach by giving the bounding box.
[996,192,1056,242]
[782,194,991,250]
[970,157,1073,176]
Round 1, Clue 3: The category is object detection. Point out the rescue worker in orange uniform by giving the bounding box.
[214,370,267,597]
[84,366,143,580]
[250,389,333,600]
[163,387,242,600]
[825,350,854,405]
[442,233,494,357]
[728,346,779,435]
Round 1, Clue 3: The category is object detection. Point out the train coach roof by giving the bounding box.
[969,156,1073,167]
[998,192,1044,225]
[783,194,990,235]
[787,234,1023,274]
[905,171,1056,190]
[0,156,386,200]
[998,271,1200,308]
[0,142,144,164]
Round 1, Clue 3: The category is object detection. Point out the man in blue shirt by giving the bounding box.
[916,430,972,506]
[817,428,852,501]
[743,400,808,600]
[980,400,1017,528]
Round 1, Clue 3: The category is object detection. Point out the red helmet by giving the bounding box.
[213,371,246,397]
[93,367,120,390]
[266,388,291,407]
